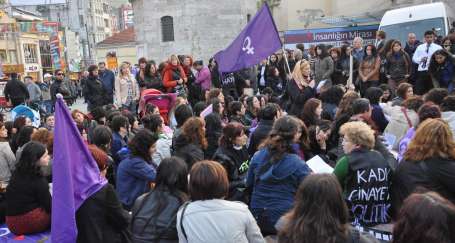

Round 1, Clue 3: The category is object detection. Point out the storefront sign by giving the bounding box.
[284,25,379,48]
[25,64,40,72]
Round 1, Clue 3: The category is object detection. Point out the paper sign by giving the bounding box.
[200,104,213,118]
[306,155,334,173]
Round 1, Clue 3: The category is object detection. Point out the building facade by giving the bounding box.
[131,0,257,63]
[95,27,137,68]
[12,0,115,67]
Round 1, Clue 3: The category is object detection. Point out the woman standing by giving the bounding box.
[313,44,334,84]
[392,119,455,216]
[245,96,260,126]
[385,41,411,91]
[359,44,381,96]
[5,142,51,235]
[163,55,187,95]
[330,47,344,85]
[282,60,316,116]
[246,116,311,236]
[115,62,139,112]
[140,63,162,91]
[277,174,378,243]
[429,49,455,92]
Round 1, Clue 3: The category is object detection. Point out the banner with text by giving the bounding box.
[284,25,379,49]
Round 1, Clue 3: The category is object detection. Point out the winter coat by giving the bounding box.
[385,52,411,80]
[391,157,455,217]
[247,120,274,156]
[131,190,185,243]
[99,69,116,96]
[313,56,334,83]
[195,66,211,91]
[114,74,140,107]
[83,76,109,109]
[282,79,316,116]
[140,74,163,90]
[76,184,131,243]
[162,64,187,92]
[359,56,381,81]
[177,199,264,243]
[3,78,29,104]
[116,156,157,209]
[213,146,250,198]
[172,135,204,169]
[246,148,311,228]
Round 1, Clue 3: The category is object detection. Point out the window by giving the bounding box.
[23,44,38,64]
[161,16,174,42]
[104,19,109,28]
[9,50,17,64]
[39,40,52,68]
[247,14,251,22]
[0,50,6,63]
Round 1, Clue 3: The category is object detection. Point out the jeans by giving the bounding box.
[122,101,137,113]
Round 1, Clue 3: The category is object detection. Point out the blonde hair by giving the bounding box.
[292,60,311,87]
[118,62,130,78]
[404,118,455,161]
[340,121,375,149]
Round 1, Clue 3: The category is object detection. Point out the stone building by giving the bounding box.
[131,0,256,63]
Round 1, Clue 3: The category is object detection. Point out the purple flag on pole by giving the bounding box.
[214,3,281,73]
[51,96,107,243]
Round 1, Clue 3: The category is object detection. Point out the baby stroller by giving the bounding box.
[138,89,176,125]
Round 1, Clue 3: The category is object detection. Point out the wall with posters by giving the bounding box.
[284,25,378,49]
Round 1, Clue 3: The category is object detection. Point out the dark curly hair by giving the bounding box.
[15,141,47,176]
[128,129,158,163]
[261,116,304,162]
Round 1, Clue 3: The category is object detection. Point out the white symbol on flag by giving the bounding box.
[242,37,255,55]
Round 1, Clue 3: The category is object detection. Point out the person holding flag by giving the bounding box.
[52,94,126,243]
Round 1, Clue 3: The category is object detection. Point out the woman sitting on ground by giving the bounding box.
[131,157,188,243]
[5,142,51,235]
[277,174,378,243]
[177,160,264,243]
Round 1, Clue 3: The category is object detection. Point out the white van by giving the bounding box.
[379,2,455,44]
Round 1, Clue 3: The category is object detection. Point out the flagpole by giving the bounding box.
[282,46,292,78]
[347,52,353,89]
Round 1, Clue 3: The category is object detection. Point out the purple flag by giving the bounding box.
[51,96,107,243]
[215,3,281,73]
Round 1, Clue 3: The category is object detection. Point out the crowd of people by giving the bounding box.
[0,28,455,243]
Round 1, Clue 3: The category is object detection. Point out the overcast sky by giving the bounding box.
[11,0,67,6]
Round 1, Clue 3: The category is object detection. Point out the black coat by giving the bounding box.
[173,135,204,169]
[391,157,455,218]
[76,184,131,243]
[248,119,274,156]
[3,79,29,104]
[282,79,315,116]
[131,190,185,243]
[84,76,109,110]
